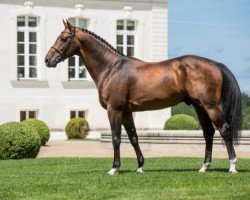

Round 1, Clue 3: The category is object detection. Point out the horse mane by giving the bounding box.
[80,27,125,56]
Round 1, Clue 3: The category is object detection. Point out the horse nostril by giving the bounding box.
[45,57,51,65]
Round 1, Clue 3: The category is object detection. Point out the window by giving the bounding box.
[17,16,38,79]
[70,110,86,119]
[68,17,88,80]
[116,20,136,56]
[20,110,38,121]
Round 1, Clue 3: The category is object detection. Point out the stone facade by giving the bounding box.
[0,0,169,130]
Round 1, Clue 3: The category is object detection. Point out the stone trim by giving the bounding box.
[61,81,96,89]
[11,80,49,88]
[101,130,250,145]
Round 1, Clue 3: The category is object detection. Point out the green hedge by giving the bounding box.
[22,119,50,146]
[65,118,89,139]
[0,122,41,159]
[164,114,200,130]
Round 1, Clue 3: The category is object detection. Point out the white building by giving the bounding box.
[0,0,169,130]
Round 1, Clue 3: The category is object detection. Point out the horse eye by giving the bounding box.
[60,37,67,42]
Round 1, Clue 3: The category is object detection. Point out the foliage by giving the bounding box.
[0,157,250,199]
[242,92,250,129]
[172,93,250,130]
[164,114,200,130]
[172,102,198,119]
[0,122,41,159]
[22,119,50,146]
[65,118,89,139]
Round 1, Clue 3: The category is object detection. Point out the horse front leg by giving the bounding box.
[122,111,144,173]
[107,105,122,175]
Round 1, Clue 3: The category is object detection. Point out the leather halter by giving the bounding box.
[50,27,75,63]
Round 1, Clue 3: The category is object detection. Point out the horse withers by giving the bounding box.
[45,20,242,175]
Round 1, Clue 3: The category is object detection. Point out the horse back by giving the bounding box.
[128,55,223,111]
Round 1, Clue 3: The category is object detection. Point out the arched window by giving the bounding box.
[17,16,38,79]
[67,17,88,81]
[116,20,136,56]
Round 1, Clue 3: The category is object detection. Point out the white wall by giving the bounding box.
[0,0,169,130]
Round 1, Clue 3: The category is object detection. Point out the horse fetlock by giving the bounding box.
[113,160,121,168]
[229,158,238,174]
[230,157,238,164]
[199,162,211,173]
[138,156,144,167]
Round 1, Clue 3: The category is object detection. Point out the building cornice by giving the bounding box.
[1,0,167,6]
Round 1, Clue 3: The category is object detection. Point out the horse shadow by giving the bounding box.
[118,168,250,174]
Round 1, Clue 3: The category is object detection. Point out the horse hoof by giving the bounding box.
[108,168,118,176]
[137,167,144,173]
[199,163,211,173]
[199,168,206,173]
[229,169,238,174]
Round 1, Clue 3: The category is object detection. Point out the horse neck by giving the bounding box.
[77,31,121,85]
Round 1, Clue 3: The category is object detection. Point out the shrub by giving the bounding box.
[0,122,41,159]
[172,102,198,120]
[164,114,200,130]
[22,119,50,146]
[65,118,89,139]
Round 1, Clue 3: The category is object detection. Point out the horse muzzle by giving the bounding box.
[45,57,59,68]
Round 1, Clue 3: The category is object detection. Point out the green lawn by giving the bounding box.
[0,157,249,200]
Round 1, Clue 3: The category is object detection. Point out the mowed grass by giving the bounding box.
[0,157,250,200]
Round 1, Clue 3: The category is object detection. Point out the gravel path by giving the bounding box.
[38,140,250,158]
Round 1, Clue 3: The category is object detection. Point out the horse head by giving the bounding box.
[45,20,79,68]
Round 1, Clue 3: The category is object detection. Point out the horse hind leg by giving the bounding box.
[204,105,238,173]
[193,104,215,172]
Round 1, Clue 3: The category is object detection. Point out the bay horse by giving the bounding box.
[45,20,242,175]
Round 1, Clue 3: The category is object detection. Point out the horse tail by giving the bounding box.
[217,63,242,142]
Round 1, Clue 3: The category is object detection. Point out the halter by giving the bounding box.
[50,27,76,63]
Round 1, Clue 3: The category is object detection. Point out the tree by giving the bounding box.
[241,93,250,129]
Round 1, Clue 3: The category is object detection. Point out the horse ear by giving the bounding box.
[63,19,68,29]
[66,19,73,31]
